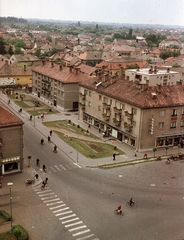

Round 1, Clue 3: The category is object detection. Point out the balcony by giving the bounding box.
[113,107,122,114]
[113,118,121,127]
[42,79,51,85]
[124,122,133,132]
[102,113,110,121]
[103,102,111,110]
[79,102,85,110]
[124,110,133,120]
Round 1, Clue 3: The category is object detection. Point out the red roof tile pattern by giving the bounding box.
[80,78,184,109]
[32,62,94,83]
[0,103,24,127]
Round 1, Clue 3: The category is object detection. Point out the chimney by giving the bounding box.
[157,84,161,93]
[24,65,26,71]
[59,65,62,71]
[104,73,108,81]
[167,68,170,73]
[51,62,54,68]
[75,67,80,75]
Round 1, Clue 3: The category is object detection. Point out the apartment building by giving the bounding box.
[0,103,24,175]
[32,61,94,111]
[78,67,183,151]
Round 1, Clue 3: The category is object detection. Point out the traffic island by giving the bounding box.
[98,156,168,169]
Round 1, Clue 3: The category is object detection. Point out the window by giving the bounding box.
[160,110,165,117]
[181,120,184,127]
[170,121,176,128]
[159,122,164,129]
[103,97,108,103]
[171,109,178,116]
[132,108,137,114]
[88,101,91,106]
[99,95,102,101]
[98,105,101,111]
[182,109,184,115]
[120,103,124,109]
[89,91,91,97]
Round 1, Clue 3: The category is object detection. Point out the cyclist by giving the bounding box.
[41,138,44,145]
[43,164,46,173]
[36,158,40,166]
[53,145,57,153]
[129,198,134,206]
[117,205,122,214]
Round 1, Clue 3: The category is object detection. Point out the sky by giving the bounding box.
[1,0,184,26]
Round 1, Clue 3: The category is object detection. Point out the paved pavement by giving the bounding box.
[0,90,183,237]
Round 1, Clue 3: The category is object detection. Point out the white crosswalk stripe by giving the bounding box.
[32,184,99,240]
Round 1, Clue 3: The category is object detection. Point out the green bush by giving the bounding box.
[12,225,29,240]
[0,210,11,221]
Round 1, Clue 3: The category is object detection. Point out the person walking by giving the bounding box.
[50,130,53,136]
[113,153,116,160]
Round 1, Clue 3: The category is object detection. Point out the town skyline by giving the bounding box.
[1,0,184,27]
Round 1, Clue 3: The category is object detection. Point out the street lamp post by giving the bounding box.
[7,182,13,233]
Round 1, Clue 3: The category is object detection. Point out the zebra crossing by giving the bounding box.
[40,162,82,173]
[33,184,99,240]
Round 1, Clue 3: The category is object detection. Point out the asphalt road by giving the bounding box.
[21,119,184,240]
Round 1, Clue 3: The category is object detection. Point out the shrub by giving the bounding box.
[114,146,117,150]
[12,225,29,240]
[0,210,11,221]
[68,119,71,123]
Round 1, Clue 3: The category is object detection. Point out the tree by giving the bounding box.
[35,48,41,57]
[153,147,157,158]
[178,144,181,154]
[13,226,22,240]
[0,36,6,54]
[165,146,169,156]
[8,45,14,55]
[46,36,52,42]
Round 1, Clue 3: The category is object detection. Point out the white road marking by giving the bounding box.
[72,229,90,237]
[59,214,76,220]
[60,164,67,170]
[55,165,61,171]
[50,166,57,172]
[41,195,57,200]
[68,225,87,232]
[46,201,63,206]
[44,198,60,203]
[49,204,65,210]
[76,234,95,240]
[62,218,80,224]
[65,221,83,227]
[73,163,82,168]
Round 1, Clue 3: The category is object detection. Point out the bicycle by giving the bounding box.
[126,201,137,208]
[114,209,124,215]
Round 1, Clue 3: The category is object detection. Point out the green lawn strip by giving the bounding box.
[28,108,56,116]
[14,100,30,108]
[0,231,16,240]
[43,120,99,139]
[98,157,165,169]
[55,130,124,158]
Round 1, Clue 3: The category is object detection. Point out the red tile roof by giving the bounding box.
[79,78,184,108]
[32,62,94,83]
[0,103,24,127]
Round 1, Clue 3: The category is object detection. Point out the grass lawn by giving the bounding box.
[43,120,124,158]
[0,232,16,240]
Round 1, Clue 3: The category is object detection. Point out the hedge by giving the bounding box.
[0,210,11,221]
[13,225,29,240]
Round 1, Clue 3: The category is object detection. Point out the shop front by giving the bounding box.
[1,156,21,175]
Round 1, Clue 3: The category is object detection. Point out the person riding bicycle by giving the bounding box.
[117,205,122,213]
[48,136,51,142]
[36,158,40,166]
[129,198,134,206]
[41,138,44,145]
[53,144,57,153]
[43,164,46,172]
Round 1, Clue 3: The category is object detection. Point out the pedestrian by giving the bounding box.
[35,173,39,180]
[42,180,46,188]
[143,153,147,159]
[53,144,57,153]
[45,177,48,184]
[50,130,52,136]
[113,153,116,160]
[36,158,40,166]
[48,136,51,142]
[88,124,90,128]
